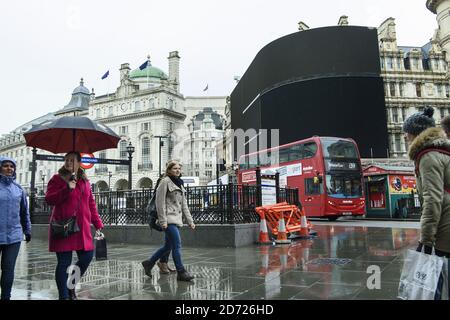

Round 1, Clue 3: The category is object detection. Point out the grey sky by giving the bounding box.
[0,0,437,135]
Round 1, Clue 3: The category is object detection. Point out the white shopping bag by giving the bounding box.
[398,249,445,300]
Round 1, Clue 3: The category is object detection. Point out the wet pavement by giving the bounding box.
[6,220,420,300]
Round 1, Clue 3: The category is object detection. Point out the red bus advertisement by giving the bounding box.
[238,136,365,220]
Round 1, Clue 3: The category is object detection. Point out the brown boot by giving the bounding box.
[167,264,177,273]
[157,261,170,274]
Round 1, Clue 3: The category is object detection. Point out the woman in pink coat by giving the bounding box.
[45,152,103,300]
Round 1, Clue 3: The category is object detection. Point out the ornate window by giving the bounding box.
[141,137,151,169]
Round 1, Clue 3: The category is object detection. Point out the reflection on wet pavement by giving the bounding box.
[6,223,419,300]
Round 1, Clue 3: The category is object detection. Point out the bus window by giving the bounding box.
[305,178,322,195]
[289,145,302,161]
[326,175,362,198]
[303,142,318,158]
[321,139,358,158]
[280,148,290,163]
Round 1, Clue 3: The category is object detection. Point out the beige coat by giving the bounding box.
[408,127,450,253]
[155,176,194,227]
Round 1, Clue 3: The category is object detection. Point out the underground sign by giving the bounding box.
[80,153,95,170]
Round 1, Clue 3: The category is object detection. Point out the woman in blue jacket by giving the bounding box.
[0,156,31,300]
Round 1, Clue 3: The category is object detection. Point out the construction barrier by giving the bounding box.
[255,202,315,241]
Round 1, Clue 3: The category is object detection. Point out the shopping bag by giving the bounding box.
[94,231,107,261]
[398,249,445,300]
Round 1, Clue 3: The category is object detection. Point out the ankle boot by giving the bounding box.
[167,265,176,273]
[68,289,77,300]
[177,271,194,282]
[141,260,154,277]
[157,261,170,274]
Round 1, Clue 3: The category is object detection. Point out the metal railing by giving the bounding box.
[30,184,299,225]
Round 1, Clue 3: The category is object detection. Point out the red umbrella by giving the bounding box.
[24,116,120,153]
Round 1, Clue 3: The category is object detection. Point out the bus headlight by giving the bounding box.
[328,200,335,206]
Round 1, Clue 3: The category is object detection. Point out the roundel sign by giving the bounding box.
[80,153,95,170]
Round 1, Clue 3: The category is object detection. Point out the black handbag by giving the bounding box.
[50,188,83,239]
[146,194,163,232]
[146,178,163,232]
[50,216,80,239]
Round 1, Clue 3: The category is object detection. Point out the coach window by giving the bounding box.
[303,142,318,159]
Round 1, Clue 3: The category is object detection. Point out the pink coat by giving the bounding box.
[45,174,104,252]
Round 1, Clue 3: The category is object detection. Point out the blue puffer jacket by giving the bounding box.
[0,156,31,245]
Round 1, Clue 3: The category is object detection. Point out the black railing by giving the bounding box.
[30,184,299,225]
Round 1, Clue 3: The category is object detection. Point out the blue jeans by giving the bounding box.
[149,224,185,272]
[55,250,94,299]
[0,242,21,300]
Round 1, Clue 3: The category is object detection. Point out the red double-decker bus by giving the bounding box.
[237,136,365,220]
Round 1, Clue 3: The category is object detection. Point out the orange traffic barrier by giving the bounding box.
[275,214,291,245]
[257,212,272,245]
[255,202,315,240]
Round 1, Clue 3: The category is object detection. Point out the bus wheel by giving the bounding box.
[327,216,339,222]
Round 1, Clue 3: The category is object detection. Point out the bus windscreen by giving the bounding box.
[320,138,358,159]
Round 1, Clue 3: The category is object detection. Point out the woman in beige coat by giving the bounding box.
[141,160,195,281]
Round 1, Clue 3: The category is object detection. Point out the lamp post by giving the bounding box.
[41,174,46,195]
[154,135,168,177]
[126,142,135,190]
[108,171,112,191]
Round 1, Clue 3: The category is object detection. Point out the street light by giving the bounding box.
[108,171,112,191]
[126,142,135,190]
[41,174,46,195]
[154,135,168,177]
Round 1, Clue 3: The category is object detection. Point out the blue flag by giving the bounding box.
[101,70,109,80]
[139,60,149,70]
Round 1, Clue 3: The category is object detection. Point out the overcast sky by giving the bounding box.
[0,0,438,135]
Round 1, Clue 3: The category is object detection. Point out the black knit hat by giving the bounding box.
[402,106,435,136]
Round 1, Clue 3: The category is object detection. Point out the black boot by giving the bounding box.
[177,271,194,282]
[68,289,77,300]
[141,260,154,278]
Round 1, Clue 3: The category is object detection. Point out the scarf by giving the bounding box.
[169,176,184,189]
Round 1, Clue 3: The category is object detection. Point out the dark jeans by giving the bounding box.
[55,250,94,299]
[149,224,185,272]
[0,242,21,300]
[417,243,450,300]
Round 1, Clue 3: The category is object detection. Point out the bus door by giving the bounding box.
[292,174,323,217]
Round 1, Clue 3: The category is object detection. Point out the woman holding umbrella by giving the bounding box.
[45,151,104,300]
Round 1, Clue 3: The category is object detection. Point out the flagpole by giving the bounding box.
[147,54,150,89]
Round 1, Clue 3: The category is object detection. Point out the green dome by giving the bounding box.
[129,65,168,80]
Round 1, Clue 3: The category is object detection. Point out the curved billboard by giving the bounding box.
[230,26,388,158]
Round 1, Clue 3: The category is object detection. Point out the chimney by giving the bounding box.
[168,51,180,93]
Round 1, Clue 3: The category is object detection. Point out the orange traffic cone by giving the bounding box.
[299,214,309,237]
[275,215,291,245]
[257,213,272,245]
